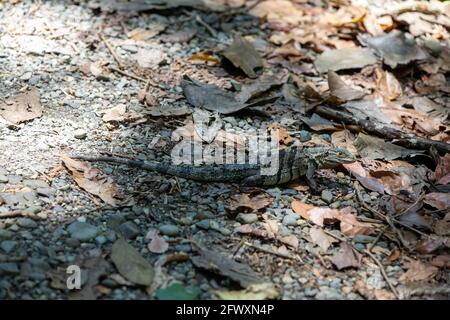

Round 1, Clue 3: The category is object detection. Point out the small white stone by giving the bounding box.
[74,129,87,139]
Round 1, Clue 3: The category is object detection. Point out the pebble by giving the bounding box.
[304,287,318,297]
[159,224,179,237]
[237,213,258,224]
[282,213,299,226]
[118,221,140,239]
[196,220,210,230]
[321,190,333,203]
[65,238,81,248]
[0,240,17,254]
[0,229,14,240]
[95,235,107,245]
[67,222,98,241]
[316,287,342,300]
[299,130,312,142]
[17,218,38,229]
[353,235,375,244]
[74,129,87,139]
[0,263,20,275]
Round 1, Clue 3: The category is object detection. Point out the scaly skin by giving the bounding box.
[71,146,355,186]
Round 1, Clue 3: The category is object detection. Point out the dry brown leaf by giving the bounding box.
[433,153,450,185]
[430,255,450,268]
[331,242,362,270]
[343,162,385,194]
[415,238,445,254]
[424,192,450,210]
[309,226,338,251]
[0,89,42,125]
[146,229,169,254]
[399,260,438,284]
[278,235,298,250]
[376,69,403,101]
[249,0,304,25]
[268,124,294,146]
[228,192,273,214]
[60,153,119,206]
[291,200,314,220]
[308,207,340,227]
[331,130,358,154]
[328,71,366,102]
[102,104,145,124]
[338,209,375,237]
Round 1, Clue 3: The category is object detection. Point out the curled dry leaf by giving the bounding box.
[60,153,119,206]
[315,48,377,73]
[268,124,294,146]
[292,200,373,237]
[309,226,338,251]
[0,89,43,125]
[399,260,438,284]
[145,229,169,254]
[424,192,450,210]
[327,71,366,102]
[375,69,402,101]
[102,104,145,125]
[433,153,450,185]
[343,162,385,194]
[331,242,362,270]
[227,192,273,214]
[222,36,263,78]
[331,130,358,154]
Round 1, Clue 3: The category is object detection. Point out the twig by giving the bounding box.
[244,241,301,262]
[368,228,386,252]
[99,33,124,69]
[195,15,217,37]
[315,105,450,154]
[0,211,42,220]
[0,254,26,263]
[109,66,147,82]
[365,250,400,300]
[393,193,425,219]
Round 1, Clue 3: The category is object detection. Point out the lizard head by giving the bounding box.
[310,147,356,169]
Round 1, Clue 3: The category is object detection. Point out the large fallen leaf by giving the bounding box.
[331,242,362,270]
[354,133,423,161]
[424,193,450,210]
[222,36,263,78]
[399,260,438,284]
[292,201,374,237]
[191,247,261,288]
[61,154,119,206]
[315,48,377,73]
[0,89,43,125]
[111,238,154,286]
[214,283,279,300]
[328,71,365,102]
[155,283,200,300]
[309,226,338,251]
[182,76,246,114]
[359,30,427,68]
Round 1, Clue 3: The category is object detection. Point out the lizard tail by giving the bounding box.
[70,154,248,182]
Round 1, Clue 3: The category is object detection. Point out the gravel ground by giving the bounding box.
[0,0,447,300]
